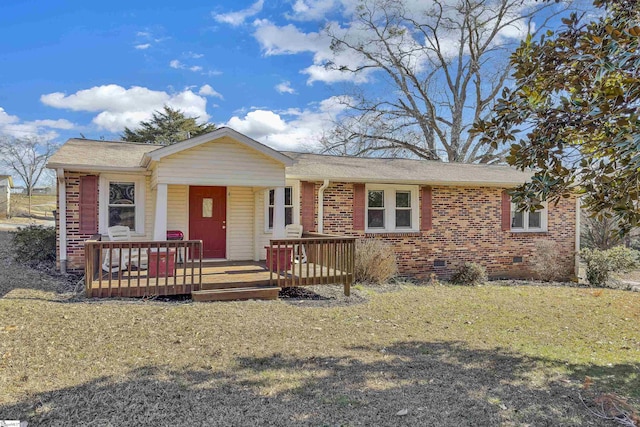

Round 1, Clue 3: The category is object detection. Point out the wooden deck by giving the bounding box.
[86,260,350,298]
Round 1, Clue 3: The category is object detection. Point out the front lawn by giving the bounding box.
[0,234,638,425]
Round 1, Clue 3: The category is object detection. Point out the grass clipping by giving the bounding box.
[355,239,398,284]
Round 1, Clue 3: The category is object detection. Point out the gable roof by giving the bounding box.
[141,127,293,166]
[284,152,531,187]
[48,139,157,172]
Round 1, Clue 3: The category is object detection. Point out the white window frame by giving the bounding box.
[511,201,548,232]
[99,174,146,235]
[365,184,419,233]
[264,185,296,233]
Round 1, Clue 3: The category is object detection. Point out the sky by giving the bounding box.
[0,0,583,154]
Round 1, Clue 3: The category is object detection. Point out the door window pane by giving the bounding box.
[202,198,213,218]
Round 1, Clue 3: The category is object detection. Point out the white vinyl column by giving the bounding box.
[272,186,286,238]
[153,183,168,240]
[57,168,67,273]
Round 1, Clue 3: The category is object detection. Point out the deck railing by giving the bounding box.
[267,232,356,295]
[84,238,203,298]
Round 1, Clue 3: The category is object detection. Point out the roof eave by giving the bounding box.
[284,174,528,187]
[46,163,149,174]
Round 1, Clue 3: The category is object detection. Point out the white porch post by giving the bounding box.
[57,168,67,273]
[272,186,286,238]
[154,183,168,240]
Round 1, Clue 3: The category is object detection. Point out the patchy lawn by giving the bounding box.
[0,233,639,426]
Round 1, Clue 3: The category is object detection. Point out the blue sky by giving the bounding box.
[0,0,582,153]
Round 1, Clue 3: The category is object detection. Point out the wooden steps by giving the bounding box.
[200,279,270,290]
[191,286,280,302]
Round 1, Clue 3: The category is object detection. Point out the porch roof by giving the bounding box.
[284,152,532,187]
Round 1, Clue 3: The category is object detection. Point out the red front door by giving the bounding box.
[189,186,226,259]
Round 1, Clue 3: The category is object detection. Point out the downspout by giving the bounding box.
[317,179,330,234]
[57,168,67,274]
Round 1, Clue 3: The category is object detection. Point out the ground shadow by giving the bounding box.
[0,231,79,299]
[2,341,631,426]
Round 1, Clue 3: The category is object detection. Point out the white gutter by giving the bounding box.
[56,168,67,274]
[317,179,330,233]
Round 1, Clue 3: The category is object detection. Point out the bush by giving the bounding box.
[530,240,572,281]
[11,225,56,266]
[580,246,639,286]
[354,239,397,284]
[450,262,487,285]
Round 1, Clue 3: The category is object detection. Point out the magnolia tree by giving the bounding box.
[320,0,572,163]
[475,0,640,231]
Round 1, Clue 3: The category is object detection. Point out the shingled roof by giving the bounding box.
[283,152,531,186]
[47,138,530,186]
[48,139,159,171]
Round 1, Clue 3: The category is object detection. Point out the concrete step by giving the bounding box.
[191,286,280,302]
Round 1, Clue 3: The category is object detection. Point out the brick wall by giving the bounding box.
[57,172,100,272]
[307,182,576,280]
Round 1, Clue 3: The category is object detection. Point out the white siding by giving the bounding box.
[255,190,271,261]
[227,187,254,260]
[156,136,285,187]
[144,176,154,238]
[167,185,188,235]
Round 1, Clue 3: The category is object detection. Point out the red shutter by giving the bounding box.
[501,190,511,231]
[300,181,315,233]
[79,175,98,234]
[353,183,366,230]
[421,186,432,231]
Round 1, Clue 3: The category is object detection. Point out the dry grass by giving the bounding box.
[0,233,639,426]
[10,194,56,219]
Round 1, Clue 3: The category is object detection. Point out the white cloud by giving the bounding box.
[275,81,296,94]
[134,43,151,50]
[286,0,335,21]
[198,84,224,99]
[186,51,204,59]
[136,31,151,37]
[214,0,264,27]
[169,59,183,69]
[225,96,350,150]
[0,107,75,140]
[40,84,210,132]
[189,65,203,72]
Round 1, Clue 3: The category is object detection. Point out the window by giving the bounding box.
[99,174,145,234]
[511,202,547,232]
[108,182,136,229]
[267,187,293,230]
[366,185,419,232]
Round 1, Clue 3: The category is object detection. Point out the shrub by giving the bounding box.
[580,246,639,286]
[11,225,56,266]
[354,239,397,284]
[450,262,487,285]
[530,240,572,281]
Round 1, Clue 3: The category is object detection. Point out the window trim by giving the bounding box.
[264,185,295,233]
[365,184,419,233]
[99,174,146,235]
[510,201,548,233]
